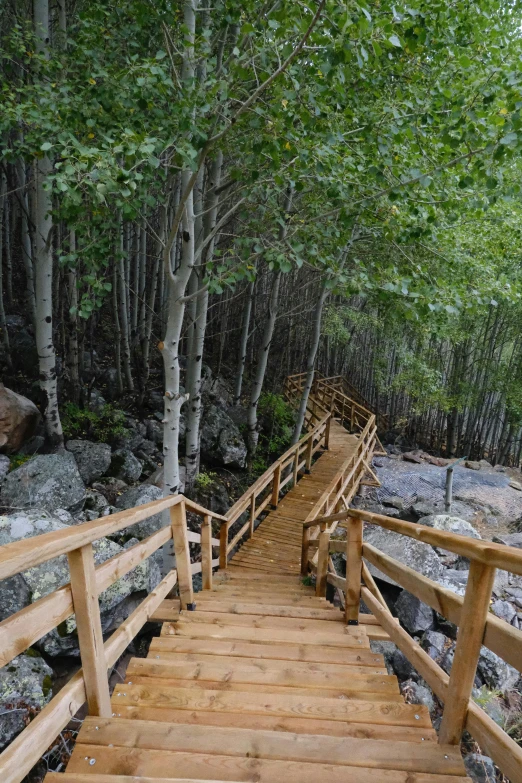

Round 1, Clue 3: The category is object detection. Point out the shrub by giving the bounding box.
[62,402,127,442]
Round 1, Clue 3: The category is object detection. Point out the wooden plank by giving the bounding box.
[170,501,194,609]
[77,716,463,773]
[107,705,437,743]
[175,610,355,634]
[201,515,213,590]
[67,544,111,717]
[193,601,340,620]
[111,683,431,726]
[364,542,522,674]
[219,521,228,569]
[127,657,400,695]
[147,650,387,675]
[149,598,181,621]
[161,621,369,648]
[439,561,496,745]
[150,636,385,666]
[316,526,330,597]
[345,516,363,624]
[68,746,468,783]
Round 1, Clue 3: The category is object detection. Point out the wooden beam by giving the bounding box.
[67,544,111,717]
[219,521,228,569]
[345,516,363,624]
[170,501,194,609]
[439,561,496,745]
[315,525,329,597]
[200,515,213,590]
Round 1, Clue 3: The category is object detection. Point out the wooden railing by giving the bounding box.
[0,493,226,783]
[300,506,522,783]
[219,411,332,567]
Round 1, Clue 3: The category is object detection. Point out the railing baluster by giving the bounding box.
[305,434,313,472]
[249,494,256,537]
[219,521,229,569]
[271,464,282,508]
[439,560,496,745]
[345,515,363,624]
[201,514,213,590]
[316,523,329,597]
[301,526,311,576]
[67,544,111,717]
[170,500,194,609]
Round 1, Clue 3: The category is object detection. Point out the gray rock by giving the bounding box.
[91,477,128,505]
[0,653,53,750]
[0,574,32,621]
[395,591,434,634]
[505,586,522,607]
[401,679,435,716]
[84,489,111,518]
[146,419,163,445]
[440,643,455,675]
[66,439,112,484]
[382,496,405,511]
[201,405,247,469]
[363,503,401,518]
[392,648,418,681]
[363,526,443,587]
[109,448,143,483]
[1,453,85,512]
[412,501,437,519]
[463,754,496,783]
[419,514,481,539]
[465,461,481,470]
[420,630,447,661]
[437,569,470,596]
[0,456,9,481]
[477,646,519,691]
[493,532,522,549]
[369,640,397,675]
[491,599,516,624]
[115,484,168,540]
[0,385,40,454]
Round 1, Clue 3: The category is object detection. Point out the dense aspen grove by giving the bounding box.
[2,0,522,498]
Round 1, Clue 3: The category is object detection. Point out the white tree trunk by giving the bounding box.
[233,279,255,405]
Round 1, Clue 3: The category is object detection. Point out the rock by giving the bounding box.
[363,526,443,587]
[92,477,128,505]
[66,439,112,484]
[83,489,111,520]
[201,405,247,469]
[382,496,405,511]
[19,435,45,456]
[401,679,435,716]
[440,643,455,675]
[505,586,522,607]
[0,456,9,481]
[146,419,163,445]
[419,514,481,539]
[0,574,32,621]
[0,653,53,750]
[402,451,423,464]
[144,465,185,493]
[369,641,397,675]
[225,406,249,428]
[109,448,143,483]
[395,591,434,633]
[420,630,447,661]
[1,453,85,512]
[363,503,401,518]
[465,461,481,470]
[9,327,38,375]
[494,464,506,472]
[392,648,418,681]
[463,754,496,783]
[493,532,522,549]
[491,599,516,624]
[493,569,510,597]
[0,385,40,454]
[509,480,522,491]
[477,646,519,691]
[412,501,438,519]
[437,569,470,596]
[484,515,499,528]
[115,484,168,540]
[373,458,384,468]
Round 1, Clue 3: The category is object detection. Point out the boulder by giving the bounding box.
[420,630,447,662]
[363,526,443,587]
[382,496,405,511]
[115,484,168,540]
[505,586,522,608]
[66,439,112,484]
[509,480,522,491]
[419,514,481,540]
[412,501,438,519]
[477,646,519,692]
[465,461,481,470]
[91,477,128,505]
[402,451,423,464]
[0,653,53,750]
[144,465,186,493]
[0,510,158,656]
[146,419,163,445]
[109,448,143,483]
[1,453,85,512]
[490,599,516,624]
[493,532,522,549]
[391,648,418,681]
[201,405,247,469]
[0,455,9,481]
[0,574,32,622]
[83,489,111,518]
[0,385,40,454]
[401,679,435,716]
[437,569,470,596]
[463,754,496,783]
[395,591,434,634]
[369,640,397,675]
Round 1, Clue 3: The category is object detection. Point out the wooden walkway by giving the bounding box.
[51,420,469,783]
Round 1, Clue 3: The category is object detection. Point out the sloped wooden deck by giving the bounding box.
[50,419,469,783]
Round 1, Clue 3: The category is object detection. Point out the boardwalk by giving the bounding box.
[50,417,470,783]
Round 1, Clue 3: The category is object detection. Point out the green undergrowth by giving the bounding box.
[61,402,127,442]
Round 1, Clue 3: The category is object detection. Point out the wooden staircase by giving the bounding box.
[49,566,469,783]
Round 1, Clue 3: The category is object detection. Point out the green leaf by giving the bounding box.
[40,142,53,151]
[388,35,402,48]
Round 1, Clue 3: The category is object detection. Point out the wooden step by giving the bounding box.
[76,716,464,774]
[193,601,339,619]
[111,683,432,727]
[175,610,353,633]
[128,656,399,695]
[150,636,383,666]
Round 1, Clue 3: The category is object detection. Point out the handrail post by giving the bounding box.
[271,464,282,508]
[293,448,299,486]
[305,434,313,473]
[219,521,229,569]
[316,522,329,597]
[67,544,111,717]
[301,525,311,576]
[439,560,496,745]
[345,515,363,625]
[201,514,213,590]
[249,494,256,536]
[324,413,332,450]
[170,500,195,609]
